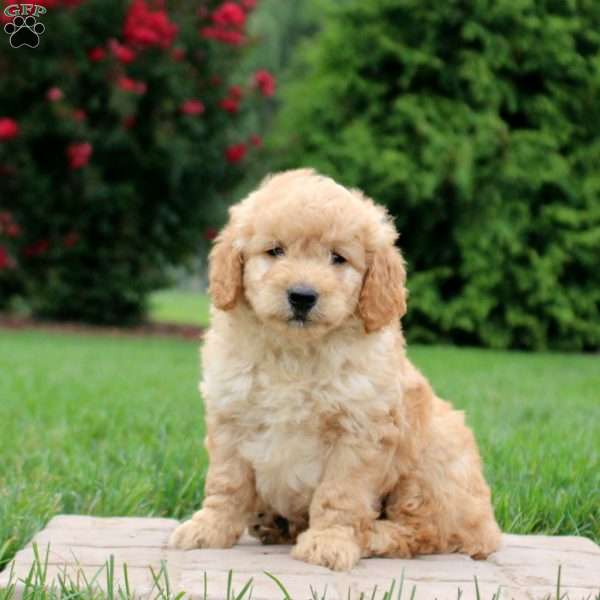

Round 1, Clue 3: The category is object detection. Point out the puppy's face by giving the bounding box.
[242,230,365,339]
[209,169,407,340]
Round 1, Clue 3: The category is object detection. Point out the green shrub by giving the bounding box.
[271,0,600,350]
[0,0,274,324]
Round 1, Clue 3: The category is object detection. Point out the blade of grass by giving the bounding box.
[226,569,233,600]
[264,571,292,600]
[556,565,562,600]
[474,576,481,600]
[123,562,131,600]
[0,562,16,600]
[397,570,405,600]
[233,576,253,600]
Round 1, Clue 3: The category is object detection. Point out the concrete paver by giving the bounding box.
[1,516,599,600]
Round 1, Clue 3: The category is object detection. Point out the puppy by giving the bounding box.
[169,169,501,571]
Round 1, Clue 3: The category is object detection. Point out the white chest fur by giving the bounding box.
[238,419,327,517]
[201,317,401,518]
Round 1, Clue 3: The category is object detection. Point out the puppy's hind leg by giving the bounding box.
[364,519,450,558]
[363,520,415,558]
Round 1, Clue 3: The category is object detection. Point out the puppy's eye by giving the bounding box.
[331,252,347,265]
[266,246,285,257]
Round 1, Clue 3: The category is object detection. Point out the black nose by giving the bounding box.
[287,285,319,315]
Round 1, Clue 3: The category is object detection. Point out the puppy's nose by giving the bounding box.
[287,285,319,315]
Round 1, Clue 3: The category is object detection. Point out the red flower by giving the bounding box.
[228,85,243,100]
[72,109,87,123]
[123,115,136,129]
[67,142,93,170]
[88,46,106,62]
[6,223,21,237]
[180,99,205,116]
[201,2,247,46]
[0,212,20,237]
[219,97,239,113]
[225,143,246,163]
[109,39,136,64]
[249,134,262,147]
[32,0,60,8]
[63,231,80,248]
[0,118,19,141]
[23,240,50,258]
[0,245,13,270]
[46,87,64,102]
[171,47,186,61]
[254,69,275,97]
[240,0,257,11]
[203,227,218,241]
[212,2,246,28]
[200,26,244,45]
[117,76,147,95]
[124,0,178,49]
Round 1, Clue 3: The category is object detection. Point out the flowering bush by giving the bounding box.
[0,0,275,322]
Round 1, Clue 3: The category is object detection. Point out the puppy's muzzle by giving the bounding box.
[287,285,319,319]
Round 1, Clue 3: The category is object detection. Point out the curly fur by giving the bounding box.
[169,169,502,571]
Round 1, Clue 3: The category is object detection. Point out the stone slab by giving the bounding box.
[1,516,599,600]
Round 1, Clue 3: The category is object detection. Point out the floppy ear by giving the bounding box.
[358,246,407,333]
[208,226,243,310]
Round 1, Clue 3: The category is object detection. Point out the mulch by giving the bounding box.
[0,315,205,341]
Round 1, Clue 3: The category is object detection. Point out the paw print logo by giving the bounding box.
[4,15,45,48]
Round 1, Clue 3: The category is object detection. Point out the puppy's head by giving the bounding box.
[209,169,407,339]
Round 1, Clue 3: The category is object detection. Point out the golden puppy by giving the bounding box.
[169,169,501,571]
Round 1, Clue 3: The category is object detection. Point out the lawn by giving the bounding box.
[1,327,599,577]
[148,289,210,327]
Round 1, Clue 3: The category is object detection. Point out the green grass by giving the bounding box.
[1,329,599,580]
[2,548,592,600]
[148,289,210,327]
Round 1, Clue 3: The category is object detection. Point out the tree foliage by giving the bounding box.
[271,0,600,350]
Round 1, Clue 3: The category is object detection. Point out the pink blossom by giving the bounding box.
[212,2,246,27]
[88,47,107,62]
[254,69,275,97]
[219,97,239,113]
[67,142,93,170]
[200,26,245,46]
[109,39,136,63]
[117,76,147,95]
[0,118,19,141]
[0,245,12,270]
[24,239,50,258]
[47,87,64,102]
[180,99,205,116]
[72,109,87,123]
[123,115,136,129]
[124,0,178,48]
[225,143,246,163]
[171,47,186,61]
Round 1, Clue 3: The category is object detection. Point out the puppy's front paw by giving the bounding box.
[292,526,360,571]
[169,510,241,550]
